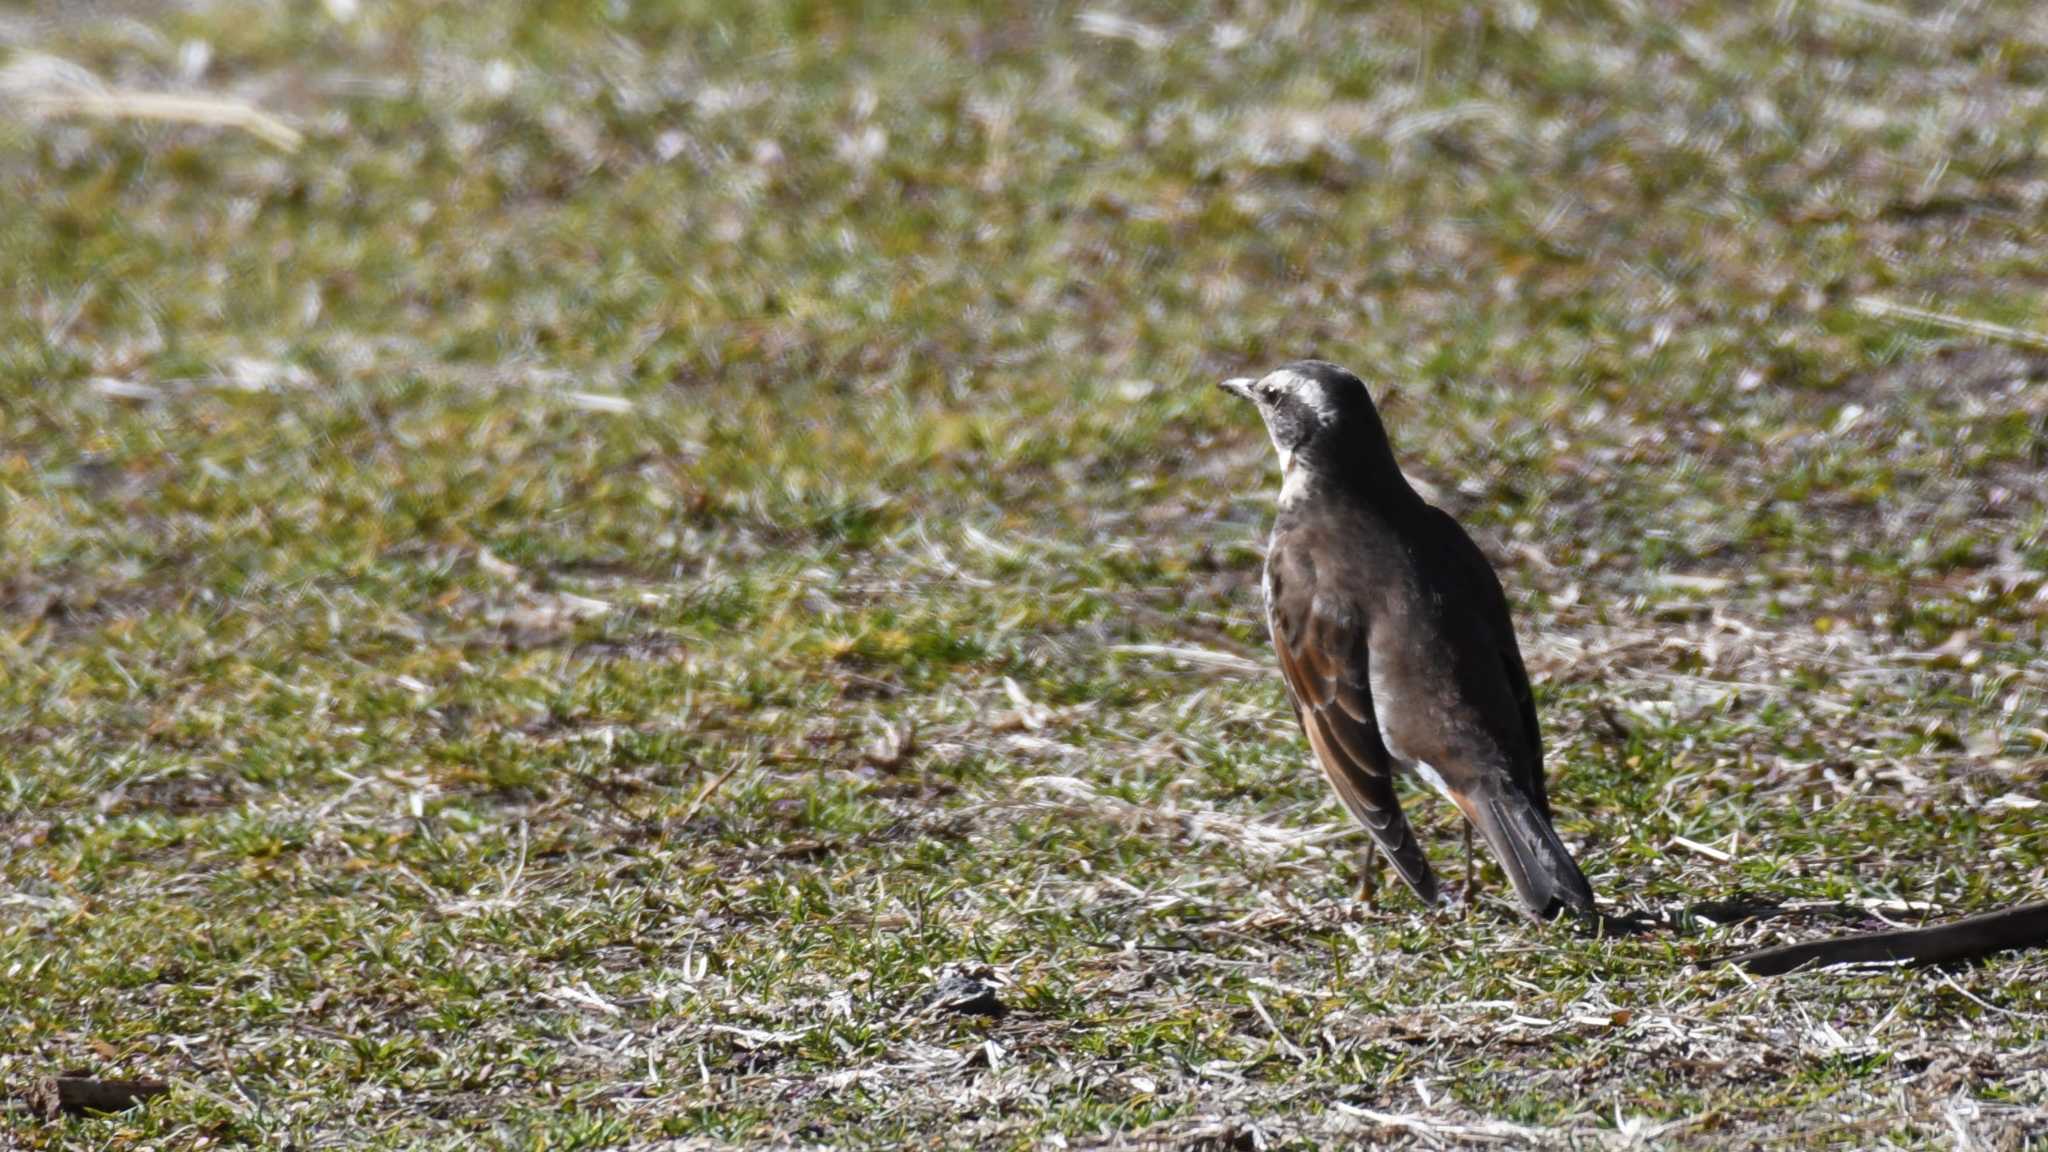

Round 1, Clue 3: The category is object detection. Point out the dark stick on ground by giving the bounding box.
[1716,900,2048,976]
[23,1075,169,1119]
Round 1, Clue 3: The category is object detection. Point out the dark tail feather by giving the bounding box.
[1466,786,1596,920]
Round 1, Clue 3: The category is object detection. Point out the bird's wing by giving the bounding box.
[1267,548,1441,906]
[1402,507,1594,919]
[1426,507,1549,817]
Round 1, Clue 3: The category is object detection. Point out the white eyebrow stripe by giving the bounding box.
[1265,368,1334,419]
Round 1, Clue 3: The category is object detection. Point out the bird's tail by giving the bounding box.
[1463,784,1596,921]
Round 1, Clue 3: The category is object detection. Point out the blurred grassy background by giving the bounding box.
[2,1,2045,1147]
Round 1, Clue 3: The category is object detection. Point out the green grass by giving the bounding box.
[3,0,2046,1147]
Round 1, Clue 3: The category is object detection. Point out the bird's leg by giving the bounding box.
[1356,851,1379,907]
[1461,821,1477,912]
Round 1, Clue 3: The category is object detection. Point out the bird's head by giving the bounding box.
[1217,360,1394,484]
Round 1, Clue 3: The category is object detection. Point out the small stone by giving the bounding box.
[922,965,1008,1019]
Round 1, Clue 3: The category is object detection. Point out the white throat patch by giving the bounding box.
[1277,453,1307,505]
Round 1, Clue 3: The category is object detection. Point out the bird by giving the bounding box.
[1218,360,1597,921]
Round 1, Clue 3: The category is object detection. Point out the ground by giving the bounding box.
[2,1,2046,1148]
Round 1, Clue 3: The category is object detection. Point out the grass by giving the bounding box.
[2,0,2046,1147]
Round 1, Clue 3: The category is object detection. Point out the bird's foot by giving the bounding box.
[1445,880,1481,916]
[1456,823,1479,915]
[1353,857,1379,909]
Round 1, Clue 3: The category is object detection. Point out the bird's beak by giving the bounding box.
[1217,377,1257,402]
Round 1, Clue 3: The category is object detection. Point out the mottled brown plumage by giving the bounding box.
[1221,361,1595,920]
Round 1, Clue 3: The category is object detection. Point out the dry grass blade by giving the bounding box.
[0,53,302,150]
[1109,643,1268,675]
[1011,775,1340,857]
[1334,1103,1565,1145]
[1852,296,2048,350]
[676,762,742,825]
[1245,988,1306,1062]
